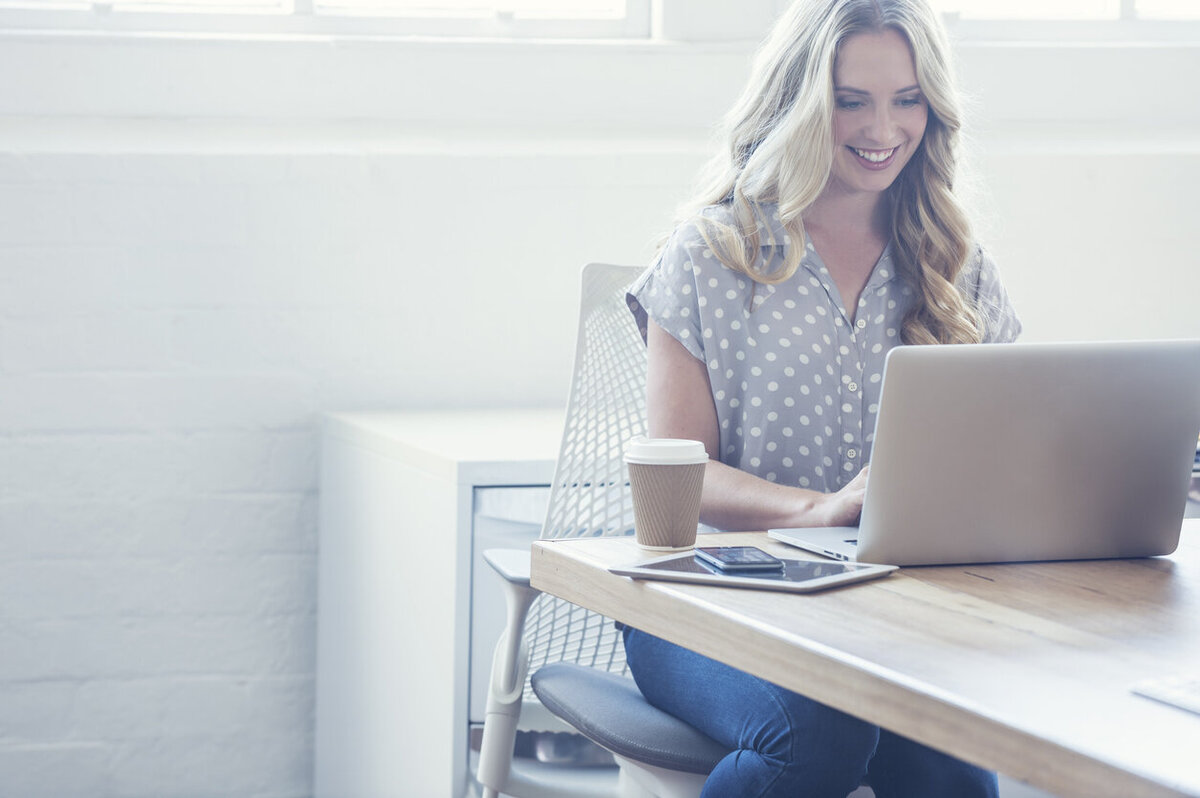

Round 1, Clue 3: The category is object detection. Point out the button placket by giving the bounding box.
[836,317,866,481]
[803,251,855,329]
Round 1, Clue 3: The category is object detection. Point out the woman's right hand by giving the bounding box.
[814,465,870,527]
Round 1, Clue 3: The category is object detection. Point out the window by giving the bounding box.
[329,0,625,14]
[0,0,651,37]
[1129,0,1200,19]
[932,0,1121,19]
[931,0,1200,39]
[310,0,644,35]
[931,0,1200,21]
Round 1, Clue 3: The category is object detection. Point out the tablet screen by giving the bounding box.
[637,554,874,582]
[609,550,897,593]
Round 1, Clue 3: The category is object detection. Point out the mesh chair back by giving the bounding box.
[523,263,647,693]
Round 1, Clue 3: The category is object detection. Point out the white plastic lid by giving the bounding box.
[623,437,708,465]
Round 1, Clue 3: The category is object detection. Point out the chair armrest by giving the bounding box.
[483,547,532,587]
[476,546,541,795]
[482,546,539,697]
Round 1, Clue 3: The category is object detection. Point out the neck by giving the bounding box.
[803,185,890,240]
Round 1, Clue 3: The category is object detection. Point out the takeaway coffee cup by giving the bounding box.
[624,438,708,550]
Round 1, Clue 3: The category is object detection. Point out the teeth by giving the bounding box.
[853,147,896,163]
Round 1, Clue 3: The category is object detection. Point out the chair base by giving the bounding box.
[470,748,619,798]
[612,754,707,798]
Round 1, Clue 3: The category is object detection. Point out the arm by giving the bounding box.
[646,320,867,531]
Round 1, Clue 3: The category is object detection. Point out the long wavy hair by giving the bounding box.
[678,0,981,346]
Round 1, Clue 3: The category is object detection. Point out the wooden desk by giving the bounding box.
[531,520,1200,798]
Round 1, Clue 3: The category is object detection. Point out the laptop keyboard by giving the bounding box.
[1132,673,1200,716]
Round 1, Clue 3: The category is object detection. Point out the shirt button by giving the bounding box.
[847,382,859,393]
[847,449,858,459]
[856,319,867,330]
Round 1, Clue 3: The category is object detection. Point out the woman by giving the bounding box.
[624,1,1020,796]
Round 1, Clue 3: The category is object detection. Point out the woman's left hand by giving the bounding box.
[813,465,870,527]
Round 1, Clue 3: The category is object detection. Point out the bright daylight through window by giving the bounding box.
[928,0,1200,19]
[325,0,624,13]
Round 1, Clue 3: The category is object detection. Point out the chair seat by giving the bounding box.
[531,662,731,775]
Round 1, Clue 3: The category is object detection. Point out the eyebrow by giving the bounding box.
[835,84,922,95]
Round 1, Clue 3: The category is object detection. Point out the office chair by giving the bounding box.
[474,263,731,798]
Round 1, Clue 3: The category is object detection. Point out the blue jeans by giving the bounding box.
[623,627,999,798]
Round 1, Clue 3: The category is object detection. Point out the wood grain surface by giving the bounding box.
[531,520,1200,798]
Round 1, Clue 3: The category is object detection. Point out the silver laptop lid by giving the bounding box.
[856,340,1200,566]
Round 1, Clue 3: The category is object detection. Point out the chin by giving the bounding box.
[836,172,900,196]
[834,156,912,195]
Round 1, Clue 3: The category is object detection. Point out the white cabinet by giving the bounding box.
[314,409,563,798]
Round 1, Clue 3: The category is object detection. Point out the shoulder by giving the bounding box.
[694,200,789,245]
[659,215,713,264]
[663,201,791,272]
[657,205,743,279]
[956,243,1022,343]
[665,203,739,253]
[954,243,999,294]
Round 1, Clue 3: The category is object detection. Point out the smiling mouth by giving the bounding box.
[849,146,899,169]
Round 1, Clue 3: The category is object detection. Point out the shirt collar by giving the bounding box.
[750,203,793,252]
[738,201,900,294]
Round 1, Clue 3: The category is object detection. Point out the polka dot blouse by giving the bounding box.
[627,202,1021,499]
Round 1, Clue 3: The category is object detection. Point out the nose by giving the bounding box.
[865,104,896,144]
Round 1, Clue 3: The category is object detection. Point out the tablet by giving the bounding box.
[609,551,897,593]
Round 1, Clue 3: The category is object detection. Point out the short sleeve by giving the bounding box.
[966,246,1022,344]
[626,224,707,362]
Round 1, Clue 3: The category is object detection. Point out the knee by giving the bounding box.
[924,763,999,798]
[753,693,879,783]
[706,709,877,798]
[868,732,999,798]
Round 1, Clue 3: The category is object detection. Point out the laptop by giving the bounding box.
[768,340,1200,567]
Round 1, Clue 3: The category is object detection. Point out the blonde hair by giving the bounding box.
[679,0,982,346]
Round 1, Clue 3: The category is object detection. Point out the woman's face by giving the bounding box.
[828,27,928,197]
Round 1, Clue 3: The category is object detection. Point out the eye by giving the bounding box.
[836,98,865,110]
[896,95,924,108]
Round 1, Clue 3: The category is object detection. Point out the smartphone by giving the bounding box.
[694,546,785,572]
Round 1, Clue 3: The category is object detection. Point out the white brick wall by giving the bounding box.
[0,139,694,797]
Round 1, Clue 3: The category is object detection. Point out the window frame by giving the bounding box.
[1,0,1200,43]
